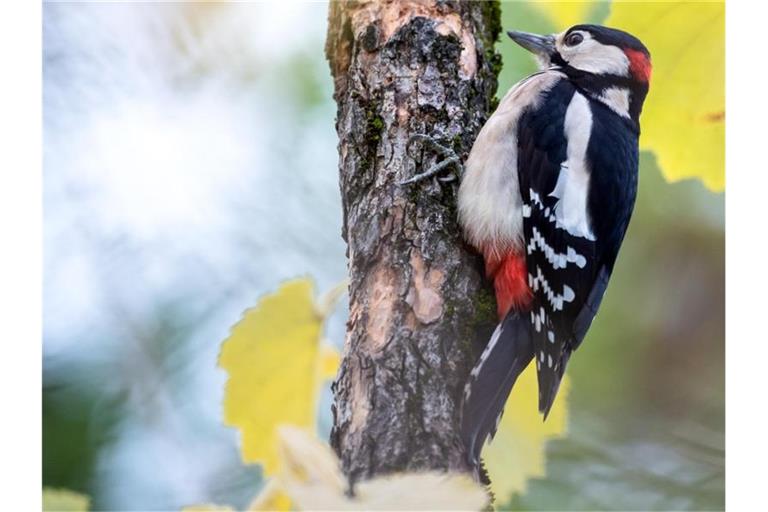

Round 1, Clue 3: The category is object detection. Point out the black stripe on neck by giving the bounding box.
[552,63,647,129]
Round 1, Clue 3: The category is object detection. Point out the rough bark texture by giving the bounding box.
[326,0,501,483]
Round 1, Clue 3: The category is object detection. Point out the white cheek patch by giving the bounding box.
[550,92,596,241]
[600,86,631,118]
[562,39,630,76]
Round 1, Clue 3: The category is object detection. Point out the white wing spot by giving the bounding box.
[567,246,587,268]
[530,266,577,311]
[530,190,544,209]
[548,354,553,368]
[526,224,588,270]
[548,330,555,343]
[522,204,532,218]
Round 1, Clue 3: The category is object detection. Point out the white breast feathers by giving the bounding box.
[458,71,564,257]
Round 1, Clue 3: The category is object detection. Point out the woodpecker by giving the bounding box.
[402,25,651,467]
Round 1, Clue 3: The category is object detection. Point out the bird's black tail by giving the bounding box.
[460,311,534,467]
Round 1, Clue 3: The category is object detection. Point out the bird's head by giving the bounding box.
[508,25,651,122]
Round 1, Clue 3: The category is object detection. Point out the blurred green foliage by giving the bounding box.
[43,385,103,496]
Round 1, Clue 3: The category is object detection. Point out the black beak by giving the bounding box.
[507,30,556,57]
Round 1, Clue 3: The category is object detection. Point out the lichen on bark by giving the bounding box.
[326,0,502,484]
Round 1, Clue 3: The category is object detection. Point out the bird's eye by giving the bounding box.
[565,32,584,46]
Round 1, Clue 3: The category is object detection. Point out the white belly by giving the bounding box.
[458,71,564,257]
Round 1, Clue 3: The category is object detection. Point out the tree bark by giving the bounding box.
[326,0,501,484]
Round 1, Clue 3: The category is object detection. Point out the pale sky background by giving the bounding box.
[44,2,347,508]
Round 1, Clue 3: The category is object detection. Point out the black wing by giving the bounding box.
[517,82,638,417]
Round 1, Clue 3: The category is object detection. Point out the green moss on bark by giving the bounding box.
[480,0,502,48]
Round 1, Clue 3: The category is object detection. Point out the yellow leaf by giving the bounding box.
[275,425,352,510]
[42,488,90,512]
[181,505,234,512]
[187,478,293,511]
[219,278,342,475]
[530,1,603,30]
[277,425,347,493]
[606,1,725,191]
[352,472,488,511]
[248,479,292,511]
[275,426,488,511]
[318,341,341,381]
[483,364,570,501]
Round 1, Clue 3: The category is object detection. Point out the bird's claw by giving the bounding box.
[399,134,464,186]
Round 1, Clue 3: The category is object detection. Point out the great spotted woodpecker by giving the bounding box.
[402,25,651,467]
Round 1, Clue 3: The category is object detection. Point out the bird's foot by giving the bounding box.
[399,134,464,186]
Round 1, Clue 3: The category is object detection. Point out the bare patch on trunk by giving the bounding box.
[365,264,398,351]
[406,251,445,324]
[348,359,372,434]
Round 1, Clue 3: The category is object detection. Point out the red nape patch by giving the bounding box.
[484,251,533,320]
[625,48,651,82]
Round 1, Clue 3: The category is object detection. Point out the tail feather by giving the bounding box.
[460,311,534,467]
[538,348,569,420]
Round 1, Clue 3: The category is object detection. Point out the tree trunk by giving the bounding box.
[326,0,501,484]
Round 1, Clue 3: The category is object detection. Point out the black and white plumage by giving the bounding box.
[457,25,651,466]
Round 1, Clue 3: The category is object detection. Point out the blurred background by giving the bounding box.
[43,2,724,510]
